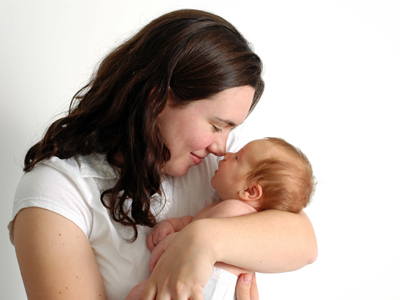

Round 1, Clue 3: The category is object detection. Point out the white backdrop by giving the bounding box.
[1,1,399,299]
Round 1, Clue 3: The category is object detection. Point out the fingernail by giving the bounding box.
[242,274,252,283]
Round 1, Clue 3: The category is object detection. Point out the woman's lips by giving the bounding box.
[190,153,203,165]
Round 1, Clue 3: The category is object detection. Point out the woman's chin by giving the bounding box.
[164,166,191,178]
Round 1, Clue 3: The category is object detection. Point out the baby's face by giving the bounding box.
[211,139,272,200]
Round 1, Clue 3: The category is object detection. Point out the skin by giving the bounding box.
[12,86,317,300]
[211,139,273,204]
[157,86,255,177]
[13,208,106,299]
[140,139,310,298]
[145,140,276,275]
[139,90,317,299]
[147,200,258,278]
[140,210,316,300]
[211,138,297,209]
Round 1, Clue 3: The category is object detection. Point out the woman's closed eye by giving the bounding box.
[212,124,223,132]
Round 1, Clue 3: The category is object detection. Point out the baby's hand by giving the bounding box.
[146,220,176,252]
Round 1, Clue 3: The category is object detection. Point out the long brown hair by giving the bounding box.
[24,9,264,241]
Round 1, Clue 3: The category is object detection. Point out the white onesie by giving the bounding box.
[204,267,238,300]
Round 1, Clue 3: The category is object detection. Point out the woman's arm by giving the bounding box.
[210,209,318,273]
[140,209,317,299]
[13,208,106,300]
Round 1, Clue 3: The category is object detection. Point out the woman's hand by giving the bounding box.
[149,232,178,272]
[141,221,214,300]
[236,273,259,300]
[141,208,317,299]
[125,279,148,300]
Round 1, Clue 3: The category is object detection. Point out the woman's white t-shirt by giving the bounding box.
[9,133,242,300]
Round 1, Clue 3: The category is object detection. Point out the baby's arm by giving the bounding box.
[146,215,193,251]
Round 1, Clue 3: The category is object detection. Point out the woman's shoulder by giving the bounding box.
[37,153,119,180]
[14,153,120,212]
[11,153,119,239]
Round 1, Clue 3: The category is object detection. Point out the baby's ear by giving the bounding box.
[238,182,263,201]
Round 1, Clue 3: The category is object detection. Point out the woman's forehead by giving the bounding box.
[204,86,255,122]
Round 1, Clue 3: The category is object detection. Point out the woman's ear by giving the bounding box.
[238,182,263,201]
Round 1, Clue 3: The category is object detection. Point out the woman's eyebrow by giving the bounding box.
[215,117,237,127]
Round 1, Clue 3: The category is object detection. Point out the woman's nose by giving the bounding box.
[207,133,228,157]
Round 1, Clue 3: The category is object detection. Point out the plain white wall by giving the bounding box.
[1,1,399,299]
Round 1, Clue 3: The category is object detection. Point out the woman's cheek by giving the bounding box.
[191,131,214,150]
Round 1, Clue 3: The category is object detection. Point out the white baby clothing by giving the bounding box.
[204,267,238,300]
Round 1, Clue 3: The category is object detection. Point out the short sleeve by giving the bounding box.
[9,163,93,244]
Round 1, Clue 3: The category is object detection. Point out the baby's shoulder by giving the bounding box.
[207,199,257,219]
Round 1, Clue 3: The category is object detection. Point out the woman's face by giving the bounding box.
[157,86,255,177]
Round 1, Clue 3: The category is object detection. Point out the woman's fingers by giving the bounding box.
[139,278,157,300]
[139,278,204,300]
[236,274,252,300]
[125,279,148,300]
[143,221,214,300]
[236,273,259,300]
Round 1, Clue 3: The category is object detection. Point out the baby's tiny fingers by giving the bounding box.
[146,235,156,252]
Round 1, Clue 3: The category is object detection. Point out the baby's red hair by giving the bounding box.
[247,137,315,213]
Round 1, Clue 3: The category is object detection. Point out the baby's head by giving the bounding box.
[211,138,315,213]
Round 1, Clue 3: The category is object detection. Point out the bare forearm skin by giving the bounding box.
[185,209,317,273]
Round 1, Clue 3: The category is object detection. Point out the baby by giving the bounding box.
[129,137,315,300]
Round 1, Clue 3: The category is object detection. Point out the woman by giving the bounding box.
[9,9,317,300]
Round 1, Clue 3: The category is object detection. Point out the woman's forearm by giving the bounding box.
[139,208,315,299]
[189,209,317,273]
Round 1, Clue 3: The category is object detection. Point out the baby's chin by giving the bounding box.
[211,182,224,199]
[210,175,217,189]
